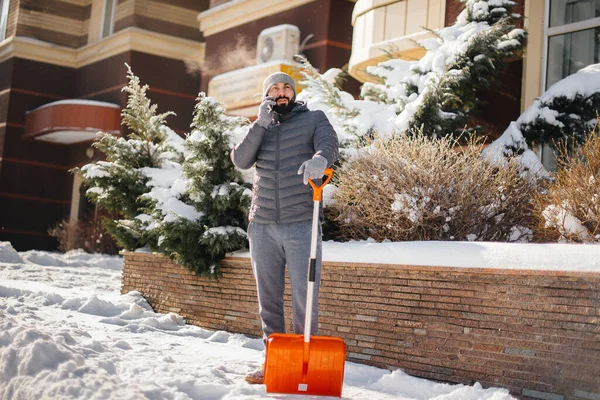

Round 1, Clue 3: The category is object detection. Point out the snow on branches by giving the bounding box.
[77,66,250,275]
[297,0,526,143]
[483,63,600,180]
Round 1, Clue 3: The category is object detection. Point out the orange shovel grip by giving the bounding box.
[308,168,333,201]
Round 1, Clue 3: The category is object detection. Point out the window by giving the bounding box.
[0,0,9,42]
[545,0,600,88]
[100,0,117,38]
[540,0,600,168]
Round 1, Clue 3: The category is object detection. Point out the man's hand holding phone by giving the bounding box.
[256,96,276,128]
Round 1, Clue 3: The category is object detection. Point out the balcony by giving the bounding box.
[25,100,121,144]
[349,0,446,82]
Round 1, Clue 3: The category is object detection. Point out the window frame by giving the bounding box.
[100,0,117,39]
[538,0,600,168]
[0,0,10,42]
[541,0,600,92]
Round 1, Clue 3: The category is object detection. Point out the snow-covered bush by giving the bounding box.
[297,0,526,145]
[484,64,600,178]
[533,124,600,243]
[520,64,600,147]
[329,133,536,242]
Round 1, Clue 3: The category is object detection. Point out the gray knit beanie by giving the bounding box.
[262,72,296,98]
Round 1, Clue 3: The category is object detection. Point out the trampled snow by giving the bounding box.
[1,241,556,399]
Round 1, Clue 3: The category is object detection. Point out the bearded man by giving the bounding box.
[230,72,339,384]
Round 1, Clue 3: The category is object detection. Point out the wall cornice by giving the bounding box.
[197,0,317,37]
[0,28,205,68]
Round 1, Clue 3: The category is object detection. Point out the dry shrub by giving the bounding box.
[533,126,600,243]
[330,133,536,242]
[48,213,118,254]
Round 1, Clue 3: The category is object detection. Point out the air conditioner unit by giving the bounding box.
[256,24,300,64]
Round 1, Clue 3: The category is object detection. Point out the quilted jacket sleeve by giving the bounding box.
[312,110,339,167]
[230,122,267,170]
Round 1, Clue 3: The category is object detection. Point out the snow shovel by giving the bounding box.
[264,168,346,397]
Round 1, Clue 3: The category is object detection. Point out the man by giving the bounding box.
[230,72,338,384]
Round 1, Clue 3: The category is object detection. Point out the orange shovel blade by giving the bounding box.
[264,333,346,397]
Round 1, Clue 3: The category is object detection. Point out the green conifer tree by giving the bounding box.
[78,66,251,274]
[409,5,526,137]
[151,94,251,275]
[296,0,527,141]
[75,64,177,250]
[520,92,600,146]
[293,55,361,140]
[483,64,600,177]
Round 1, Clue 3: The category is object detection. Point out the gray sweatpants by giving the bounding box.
[248,219,322,341]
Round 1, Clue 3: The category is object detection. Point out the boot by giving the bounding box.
[244,364,264,384]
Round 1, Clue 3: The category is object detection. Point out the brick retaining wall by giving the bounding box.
[121,252,600,400]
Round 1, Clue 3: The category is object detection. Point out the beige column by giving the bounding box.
[521,0,546,112]
[88,0,104,44]
[70,173,83,222]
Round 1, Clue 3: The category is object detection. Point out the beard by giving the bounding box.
[272,98,295,115]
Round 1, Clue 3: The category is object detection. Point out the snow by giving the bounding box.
[258,24,299,37]
[519,106,563,127]
[11,1,597,396]
[141,164,184,190]
[0,242,23,264]
[80,163,111,179]
[229,239,600,272]
[32,99,121,111]
[481,122,550,179]
[349,100,398,138]
[132,127,206,227]
[513,63,600,129]
[391,193,426,223]
[11,241,594,399]
[539,63,600,100]
[141,165,204,224]
[204,226,246,238]
[542,205,593,243]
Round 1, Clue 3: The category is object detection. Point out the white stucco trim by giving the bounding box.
[197,0,318,37]
[0,27,205,68]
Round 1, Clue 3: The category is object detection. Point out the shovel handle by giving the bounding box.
[308,168,333,201]
[303,168,333,344]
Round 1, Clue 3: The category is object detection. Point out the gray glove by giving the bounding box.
[256,96,276,128]
[298,155,328,185]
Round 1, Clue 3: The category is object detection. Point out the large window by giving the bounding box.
[0,0,9,42]
[545,0,600,88]
[539,0,600,169]
[100,0,117,38]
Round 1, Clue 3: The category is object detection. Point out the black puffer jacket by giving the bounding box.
[231,102,338,224]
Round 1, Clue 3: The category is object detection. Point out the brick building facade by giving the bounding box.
[0,0,207,250]
[1,0,599,252]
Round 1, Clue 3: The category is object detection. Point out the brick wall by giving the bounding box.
[122,252,600,400]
